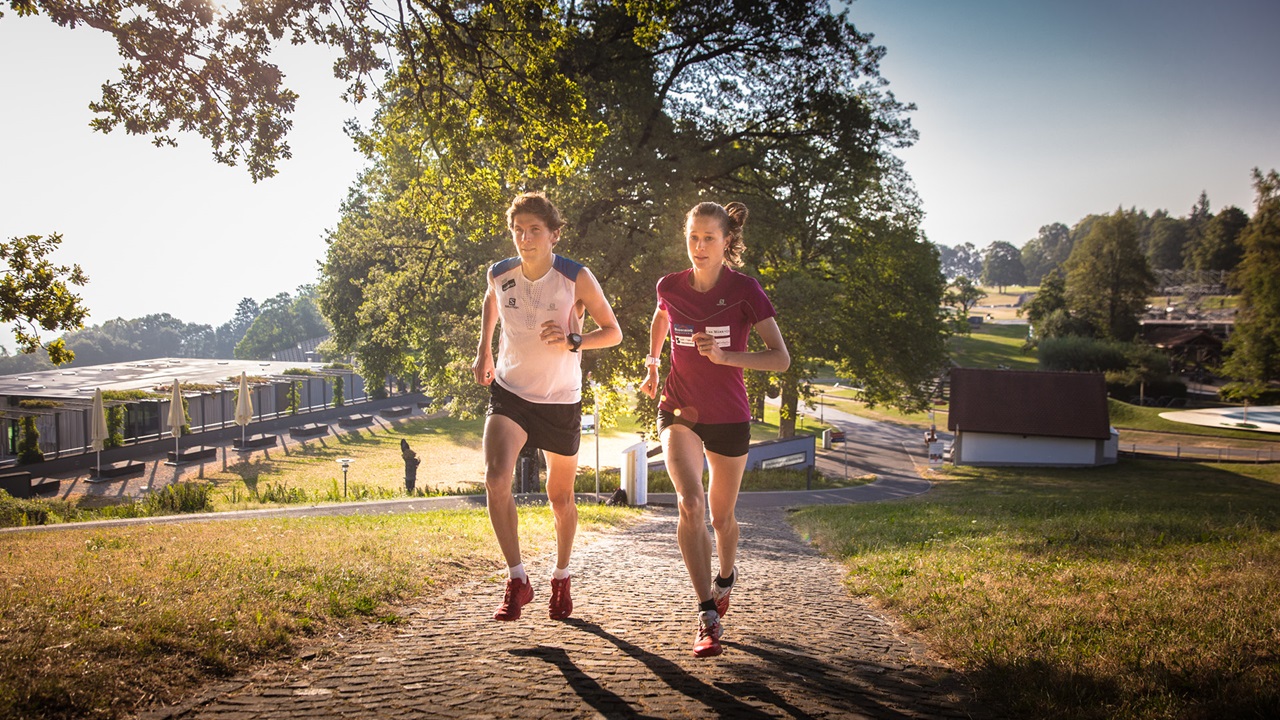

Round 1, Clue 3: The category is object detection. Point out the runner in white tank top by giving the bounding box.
[490,254,585,405]
[472,192,622,623]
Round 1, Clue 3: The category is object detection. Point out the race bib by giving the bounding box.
[673,324,695,347]
[705,325,731,348]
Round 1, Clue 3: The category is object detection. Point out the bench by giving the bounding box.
[0,471,56,498]
[382,405,413,418]
[167,445,218,463]
[338,414,375,429]
[233,433,279,450]
[93,461,146,480]
[289,422,330,439]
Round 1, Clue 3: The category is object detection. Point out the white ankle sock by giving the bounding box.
[508,563,527,581]
[552,566,570,580]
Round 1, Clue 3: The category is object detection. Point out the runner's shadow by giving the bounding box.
[724,638,924,720]
[507,646,662,720]
[563,619,778,719]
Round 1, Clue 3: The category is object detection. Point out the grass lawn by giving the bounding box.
[0,505,640,719]
[949,323,1037,370]
[788,459,1280,720]
[1109,399,1280,444]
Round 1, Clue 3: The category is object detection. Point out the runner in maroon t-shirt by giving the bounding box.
[640,201,790,658]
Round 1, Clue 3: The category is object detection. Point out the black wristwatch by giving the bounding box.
[567,333,583,353]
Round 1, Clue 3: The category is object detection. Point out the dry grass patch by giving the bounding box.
[0,505,639,719]
[789,459,1280,719]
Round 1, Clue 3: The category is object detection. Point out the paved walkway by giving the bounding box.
[127,408,998,719]
[140,504,992,720]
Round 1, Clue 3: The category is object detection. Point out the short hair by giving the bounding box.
[506,191,566,232]
[686,201,748,266]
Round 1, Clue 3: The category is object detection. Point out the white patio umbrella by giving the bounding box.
[90,387,109,475]
[234,371,253,447]
[167,379,185,460]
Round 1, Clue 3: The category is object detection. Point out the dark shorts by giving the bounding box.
[487,381,582,456]
[657,409,750,457]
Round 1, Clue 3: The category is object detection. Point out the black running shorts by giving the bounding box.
[657,409,750,458]
[487,381,582,457]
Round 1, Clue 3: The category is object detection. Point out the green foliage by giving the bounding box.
[1019,270,1092,348]
[333,375,345,408]
[0,233,89,365]
[1037,335,1133,373]
[105,405,125,449]
[1064,210,1155,340]
[1219,381,1280,406]
[17,399,60,409]
[981,240,1026,292]
[1020,223,1073,285]
[1223,168,1280,384]
[282,367,316,376]
[142,483,214,515]
[943,276,986,333]
[1184,205,1249,271]
[61,312,215,366]
[0,490,51,526]
[234,288,329,360]
[286,381,300,415]
[318,1,925,429]
[17,415,43,465]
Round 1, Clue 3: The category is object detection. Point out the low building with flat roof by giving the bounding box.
[0,358,366,461]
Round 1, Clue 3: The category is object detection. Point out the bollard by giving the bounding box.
[401,439,420,494]
[515,444,539,493]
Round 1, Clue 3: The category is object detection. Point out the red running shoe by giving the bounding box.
[692,611,723,658]
[712,566,736,617]
[493,576,534,621]
[549,576,573,620]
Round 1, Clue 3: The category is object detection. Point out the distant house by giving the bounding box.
[1140,326,1224,369]
[947,368,1117,466]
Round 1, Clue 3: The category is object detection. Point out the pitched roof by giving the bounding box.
[947,368,1111,440]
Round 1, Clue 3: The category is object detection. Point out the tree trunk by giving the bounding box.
[778,374,799,439]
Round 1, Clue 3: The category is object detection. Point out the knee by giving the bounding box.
[677,494,706,523]
[484,470,512,494]
[709,511,736,535]
[548,489,577,513]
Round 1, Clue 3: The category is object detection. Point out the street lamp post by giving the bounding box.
[336,458,354,498]
[819,389,825,425]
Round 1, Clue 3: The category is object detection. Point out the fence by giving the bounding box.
[1120,442,1279,463]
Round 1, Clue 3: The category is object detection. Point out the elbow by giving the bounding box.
[777,350,791,373]
[602,326,623,349]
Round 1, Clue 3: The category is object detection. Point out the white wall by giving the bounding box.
[956,431,1101,466]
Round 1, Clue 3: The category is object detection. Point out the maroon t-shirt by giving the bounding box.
[657,267,777,425]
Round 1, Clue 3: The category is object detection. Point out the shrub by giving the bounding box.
[0,491,50,526]
[17,416,43,465]
[105,405,125,448]
[142,483,214,515]
[1038,335,1131,373]
[333,375,345,408]
[286,381,300,415]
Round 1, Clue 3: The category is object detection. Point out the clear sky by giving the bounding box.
[2,1,1278,342]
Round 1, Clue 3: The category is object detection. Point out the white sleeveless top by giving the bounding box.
[490,255,584,404]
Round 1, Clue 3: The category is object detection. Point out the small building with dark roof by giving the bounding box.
[947,368,1117,467]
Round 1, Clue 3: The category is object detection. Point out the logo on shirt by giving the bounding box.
[501,278,516,292]
[548,303,557,311]
[717,298,726,306]
[507,297,518,308]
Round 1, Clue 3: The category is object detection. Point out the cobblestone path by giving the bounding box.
[142,505,994,720]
